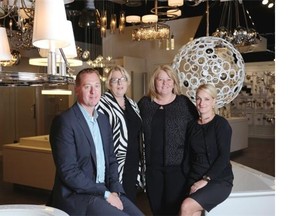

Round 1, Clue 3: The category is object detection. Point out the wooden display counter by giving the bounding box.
[2,117,248,190]
[2,135,55,190]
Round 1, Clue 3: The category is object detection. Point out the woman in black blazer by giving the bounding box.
[180,83,234,216]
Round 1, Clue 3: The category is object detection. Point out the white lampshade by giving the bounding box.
[64,0,74,4]
[32,0,70,50]
[126,15,141,23]
[167,9,182,17]
[142,14,158,23]
[168,0,184,7]
[38,21,77,59]
[0,27,12,61]
[29,58,83,67]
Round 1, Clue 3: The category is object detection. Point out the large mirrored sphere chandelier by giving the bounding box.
[172,36,245,108]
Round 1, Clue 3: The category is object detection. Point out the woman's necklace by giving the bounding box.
[155,94,176,105]
[199,114,215,124]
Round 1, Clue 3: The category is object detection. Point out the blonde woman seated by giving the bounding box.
[180,83,234,216]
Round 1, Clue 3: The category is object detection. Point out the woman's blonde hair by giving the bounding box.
[147,64,181,100]
[105,65,131,89]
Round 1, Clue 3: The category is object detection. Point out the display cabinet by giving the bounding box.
[229,62,275,138]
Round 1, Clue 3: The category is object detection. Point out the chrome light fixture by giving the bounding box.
[211,0,261,51]
[29,20,82,75]
[126,0,182,41]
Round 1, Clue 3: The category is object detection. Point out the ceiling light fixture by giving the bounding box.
[32,0,71,76]
[150,0,182,22]
[127,0,181,41]
[0,0,75,87]
[168,0,184,7]
[29,20,82,74]
[132,23,170,41]
[0,0,34,49]
[126,15,141,24]
[0,0,75,50]
[212,0,261,52]
[267,2,274,8]
[262,0,274,8]
[118,11,126,33]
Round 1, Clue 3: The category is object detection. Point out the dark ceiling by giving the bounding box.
[65,0,275,62]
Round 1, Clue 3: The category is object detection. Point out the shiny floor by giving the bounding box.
[0,138,275,215]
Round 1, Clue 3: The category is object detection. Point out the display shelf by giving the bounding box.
[222,62,275,138]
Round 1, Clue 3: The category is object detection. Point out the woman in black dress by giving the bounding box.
[138,65,198,215]
[180,83,234,216]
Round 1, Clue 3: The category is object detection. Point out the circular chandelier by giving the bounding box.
[172,36,245,108]
[132,23,170,41]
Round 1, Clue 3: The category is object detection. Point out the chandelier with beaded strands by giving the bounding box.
[211,0,261,52]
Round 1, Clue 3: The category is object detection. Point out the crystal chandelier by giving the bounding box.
[0,0,35,49]
[132,23,170,41]
[0,0,77,87]
[0,0,75,50]
[125,0,183,41]
[77,0,126,38]
[85,55,113,82]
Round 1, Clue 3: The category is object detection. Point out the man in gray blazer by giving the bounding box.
[48,68,144,216]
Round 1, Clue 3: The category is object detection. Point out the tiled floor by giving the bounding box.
[0,138,275,215]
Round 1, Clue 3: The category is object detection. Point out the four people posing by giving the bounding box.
[49,65,233,215]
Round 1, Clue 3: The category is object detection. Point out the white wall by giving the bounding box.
[102,16,203,79]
